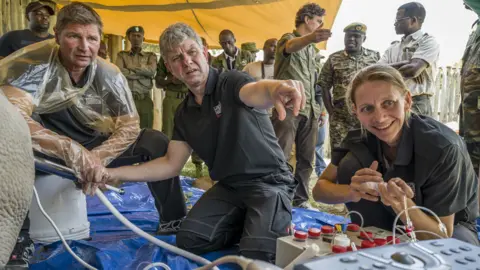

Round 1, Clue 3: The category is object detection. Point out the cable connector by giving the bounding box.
[438,223,448,237]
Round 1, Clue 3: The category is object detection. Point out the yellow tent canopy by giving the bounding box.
[57,0,342,50]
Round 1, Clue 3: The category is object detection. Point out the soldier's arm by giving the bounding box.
[317,57,334,115]
[131,53,157,78]
[398,36,440,79]
[284,35,313,54]
[114,53,141,80]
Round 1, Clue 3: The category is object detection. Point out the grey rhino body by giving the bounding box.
[0,92,35,266]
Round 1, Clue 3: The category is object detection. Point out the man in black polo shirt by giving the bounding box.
[0,1,54,60]
[102,22,306,262]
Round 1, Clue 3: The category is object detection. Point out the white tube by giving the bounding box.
[392,205,447,244]
[94,189,218,270]
[143,262,172,270]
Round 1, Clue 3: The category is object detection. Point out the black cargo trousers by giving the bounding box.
[176,170,296,263]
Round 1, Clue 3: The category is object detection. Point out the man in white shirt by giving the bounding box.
[379,2,440,116]
[243,38,278,80]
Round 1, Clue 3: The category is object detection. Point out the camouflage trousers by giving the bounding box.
[459,83,480,172]
[329,106,359,149]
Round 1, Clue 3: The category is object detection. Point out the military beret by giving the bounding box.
[343,22,367,34]
[126,26,145,36]
[241,42,259,53]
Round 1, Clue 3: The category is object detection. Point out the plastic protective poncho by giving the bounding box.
[0,39,140,182]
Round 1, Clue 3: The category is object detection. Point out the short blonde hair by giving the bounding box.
[345,64,410,114]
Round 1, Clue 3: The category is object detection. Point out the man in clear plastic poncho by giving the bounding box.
[0,2,187,234]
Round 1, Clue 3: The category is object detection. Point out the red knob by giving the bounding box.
[374,238,387,246]
[332,245,347,253]
[361,240,376,249]
[308,228,321,238]
[321,225,334,234]
[347,223,360,232]
[294,231,308,241]
[360,231,373,240]
[386,236,400,244]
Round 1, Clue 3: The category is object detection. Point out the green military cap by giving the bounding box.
[241,42,259,53]
[343,22,367,34]
[126,26,145,36]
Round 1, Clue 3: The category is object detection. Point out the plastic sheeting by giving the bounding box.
[0,39,141,183]
[56,0,343,49]
[30,176,348,270]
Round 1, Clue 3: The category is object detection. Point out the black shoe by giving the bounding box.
[5,234,34,269]
[156,218,184,235]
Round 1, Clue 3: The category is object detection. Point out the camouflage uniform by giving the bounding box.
[211,48,254,71]
[318,23,380,149]
[461,0,480,172]
[241,42,259,62]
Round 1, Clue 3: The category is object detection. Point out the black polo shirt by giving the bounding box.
[0,29,53,57]
[172,68,290,182]
[332,114,479,232]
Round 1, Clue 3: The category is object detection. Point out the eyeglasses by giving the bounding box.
[394,17,411,25]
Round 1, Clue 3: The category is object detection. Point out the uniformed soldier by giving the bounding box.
[378,2,440,117]
[155,56,204,176]
[241,42,259,62]
[273,3,331,209]
[211,29,254,71]
[317,22,380,149]
[461,0,480,176]
[115,26,157,129]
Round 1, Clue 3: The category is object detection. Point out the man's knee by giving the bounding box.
[137,129,170,158]
[239,237,277,263]
[176,230,223,255]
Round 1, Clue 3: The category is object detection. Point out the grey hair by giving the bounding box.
[159,23,203,58]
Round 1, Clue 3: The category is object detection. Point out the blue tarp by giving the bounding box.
[30,177,346,270]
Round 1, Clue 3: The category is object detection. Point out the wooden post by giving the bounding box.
[3,0,12,34]
[10,0,19,31]
[124,38,131,52]
[108,34,123,64]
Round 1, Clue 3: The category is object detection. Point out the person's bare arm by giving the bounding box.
[107,140,192,182]
[313,164,355,204]
[284,27,331,54]
[238,79,306,120]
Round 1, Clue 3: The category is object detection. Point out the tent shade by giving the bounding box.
[57,0,342,50]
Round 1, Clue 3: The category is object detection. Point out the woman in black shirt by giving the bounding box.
[313,64,479,245]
